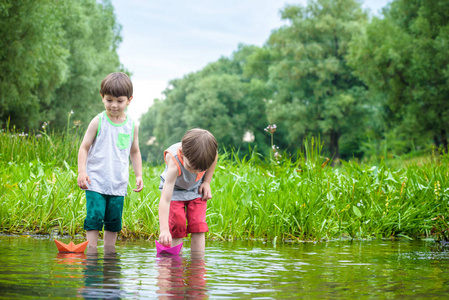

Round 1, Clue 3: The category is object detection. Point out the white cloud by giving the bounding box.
[127,80,167,123]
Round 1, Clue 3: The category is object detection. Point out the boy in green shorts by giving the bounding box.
[77,72,143,248]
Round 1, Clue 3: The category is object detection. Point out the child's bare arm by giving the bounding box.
[199,152,218,200]
[130,124,143,192]
[77,117,99,190]
[158,152,178,246]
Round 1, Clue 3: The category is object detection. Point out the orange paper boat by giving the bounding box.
[54,239,89,253]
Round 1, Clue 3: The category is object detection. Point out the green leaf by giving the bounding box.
[352,205,362,218]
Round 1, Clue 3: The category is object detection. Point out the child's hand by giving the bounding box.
[133,176,143,192]
[199,182,212,200]
[159,230,172,247]
[77,172,91,190]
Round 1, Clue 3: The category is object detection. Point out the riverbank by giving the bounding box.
[1,129,448,242]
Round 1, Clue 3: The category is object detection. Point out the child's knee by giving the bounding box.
[84,207,105,231]
[84,191,106,230]
[170,217,188,238]
[187,222,208,233]
[104,196,124,232]
[104,219,122,232]
[169,201,187,238]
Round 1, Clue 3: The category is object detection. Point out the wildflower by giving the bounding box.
[70,110,74,115]
[264,124,281,162]
[274,151,282,161]
[264,124,277,134]
[434,181,441,198]
[243,131,255,142]
[73,120,82,127]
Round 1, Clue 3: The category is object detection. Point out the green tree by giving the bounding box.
[139,45,271,162]
[0,0,68,129]
[49,0,124,129]
[0,0,124,130]
[265,0,369,160]
[348,0,449,152]
[138,98,166,164]
[184,74,248,147]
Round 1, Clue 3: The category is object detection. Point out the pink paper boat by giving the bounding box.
[155,241,183,255]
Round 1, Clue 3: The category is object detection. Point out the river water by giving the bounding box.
[0,235,448,299]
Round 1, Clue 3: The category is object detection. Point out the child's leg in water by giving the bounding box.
[86,230,99,247]
[169,234,204,250]
[86,230,116,247]
[172,238,183,247]
[190,232,205,252]
[104,230,117,246]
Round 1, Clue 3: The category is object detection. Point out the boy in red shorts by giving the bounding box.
[158,128,218,252]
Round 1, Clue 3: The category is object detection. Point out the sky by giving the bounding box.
[110,0,390,122]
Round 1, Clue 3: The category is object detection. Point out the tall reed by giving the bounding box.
[1,123,448,242]
[207,140,448,241]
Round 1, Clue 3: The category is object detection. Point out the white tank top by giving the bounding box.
[86,111,134,196]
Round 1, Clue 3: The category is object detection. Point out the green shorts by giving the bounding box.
[83,190,124,232]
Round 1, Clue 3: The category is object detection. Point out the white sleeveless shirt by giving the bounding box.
[86,111,134,196]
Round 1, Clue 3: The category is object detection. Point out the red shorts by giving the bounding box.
[169,198,208,238]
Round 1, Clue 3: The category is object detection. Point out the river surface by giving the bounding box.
[0,235,448,299]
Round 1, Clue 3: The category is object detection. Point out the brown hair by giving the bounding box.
[182,128,218,171]
[100,72,133,98]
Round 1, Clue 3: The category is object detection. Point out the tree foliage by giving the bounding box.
[0,0,68,128]
[348,0,449,152]
[264,0,369,160]
[139,45,271,162]
[0,0,123,130]
[4,0,448,161]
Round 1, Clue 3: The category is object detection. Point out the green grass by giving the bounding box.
[1,126,448,242]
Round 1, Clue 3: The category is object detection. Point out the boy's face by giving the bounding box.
[102,94,132,117]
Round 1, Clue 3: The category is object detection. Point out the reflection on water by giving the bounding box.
[156,252,207,299]
[0,236,448,299]
[79,245,125,299]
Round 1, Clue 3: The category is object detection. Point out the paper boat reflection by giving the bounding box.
[155,241,183,255]
[54,239,89,253]
[56,252,87,262]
